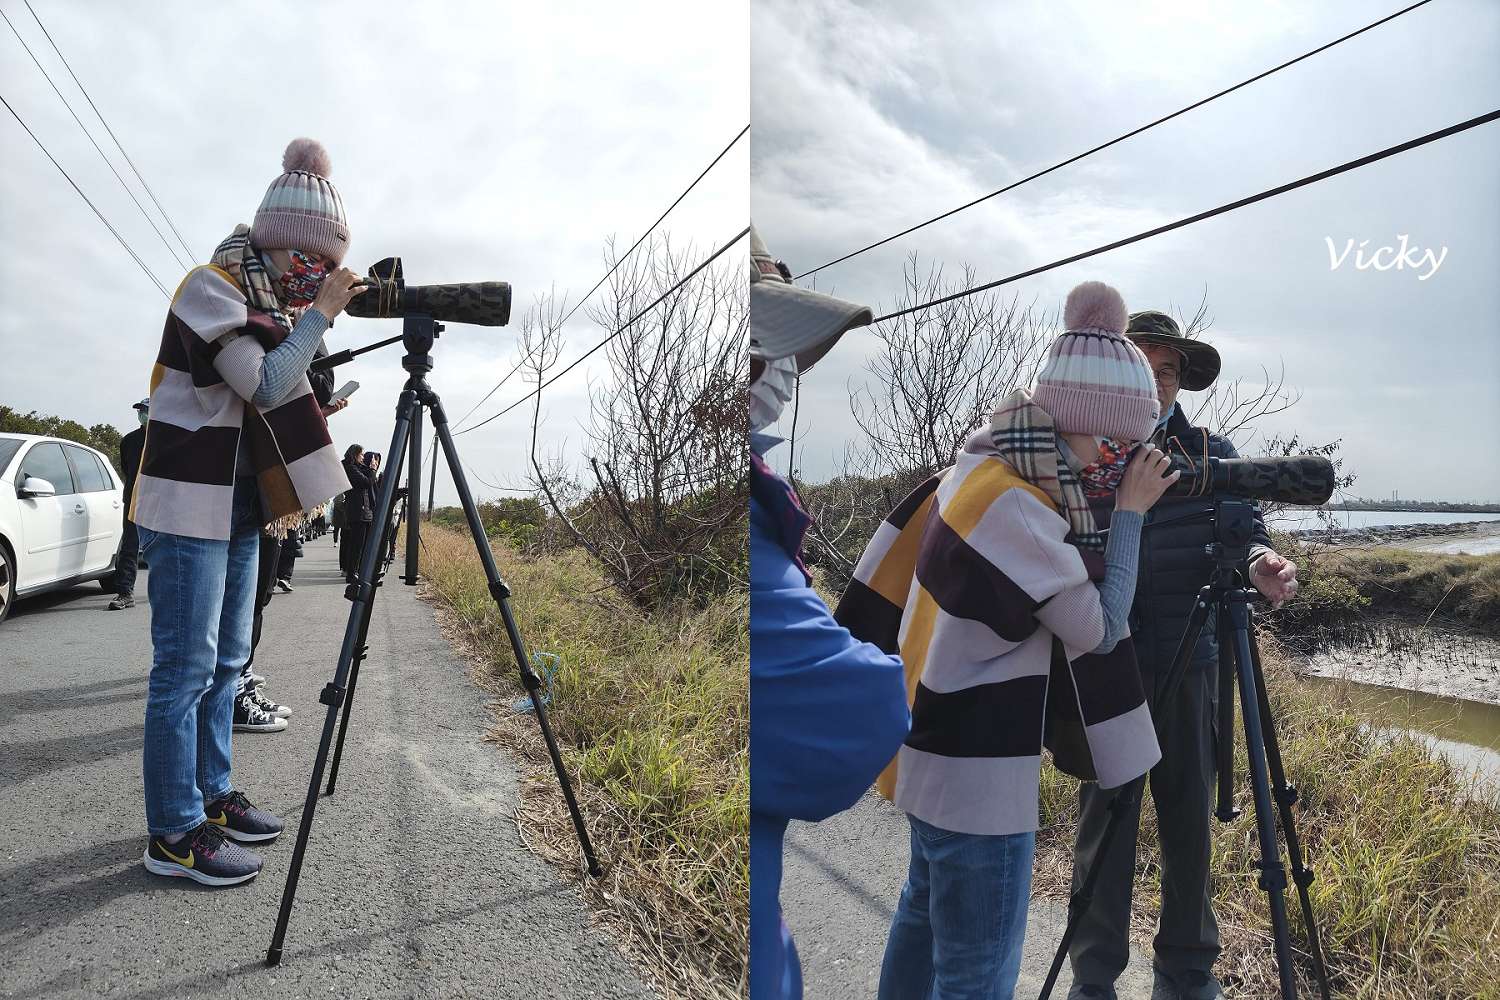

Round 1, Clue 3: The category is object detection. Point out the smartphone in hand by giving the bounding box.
[329,381,360,405]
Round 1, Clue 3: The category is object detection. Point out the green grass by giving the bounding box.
[1035,640,1500,999]
[417,525,748,1000]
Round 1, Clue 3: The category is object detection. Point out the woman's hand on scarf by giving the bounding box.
[1114,444,1179,514]
[311,267,367,320]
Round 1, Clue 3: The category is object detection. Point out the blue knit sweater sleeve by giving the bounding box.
[1092,509,1143,654]
[250,309,331,408]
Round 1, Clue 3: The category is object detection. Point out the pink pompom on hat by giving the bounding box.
[1031,280,1160,441]
[250,138,350,266]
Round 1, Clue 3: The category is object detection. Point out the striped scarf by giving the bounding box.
[988,388,1105,552]
[211,225,295,334]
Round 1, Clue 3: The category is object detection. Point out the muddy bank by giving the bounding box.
[1291,614,1500,705]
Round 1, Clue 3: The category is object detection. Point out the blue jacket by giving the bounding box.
[749,459,910,1000]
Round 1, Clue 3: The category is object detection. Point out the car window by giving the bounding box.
[0,439,22,478]
[65,445,110,493]
[18,443,76,496]
[92,452,119,490]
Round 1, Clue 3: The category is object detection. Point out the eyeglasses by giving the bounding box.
[1153,366,1181,387]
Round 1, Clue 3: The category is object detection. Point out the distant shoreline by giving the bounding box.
[1290,503,1500,514]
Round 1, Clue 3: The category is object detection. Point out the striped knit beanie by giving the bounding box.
[1032,281,1159,441]
[250,138,350,265]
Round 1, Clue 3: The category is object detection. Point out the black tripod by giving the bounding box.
[265,314,604,967]
[1039,499,1330,1000]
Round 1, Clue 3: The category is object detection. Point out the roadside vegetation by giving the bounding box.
[414,233,748,1000]
[419,525,747,1000]
[1035,639,1500,1000]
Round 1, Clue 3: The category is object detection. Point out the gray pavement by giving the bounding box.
[0,536,655,1000]
[782,793,1153,999]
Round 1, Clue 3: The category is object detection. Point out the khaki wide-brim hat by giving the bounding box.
[1125,310,1221,392]
[748,224,873,374]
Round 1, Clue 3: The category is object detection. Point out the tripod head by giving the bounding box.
[1204,497,1259,586]
[401,314,444,376]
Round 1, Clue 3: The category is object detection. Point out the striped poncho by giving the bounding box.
[131,237,348,541]
[834,422,1160,836]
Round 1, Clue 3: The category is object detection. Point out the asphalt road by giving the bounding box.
[0,537,655,1000]
[782,793,1154,1000]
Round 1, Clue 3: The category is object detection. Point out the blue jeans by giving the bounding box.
[878,815,1037,1000]
[138,477,261,836]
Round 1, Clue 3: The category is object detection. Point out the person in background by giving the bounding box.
[331,491,345,546]
[339,445,377,582]
[1066,311,1298,1000]
[132,137,364,887]
[234,375,349,734]
[108,398,151,610]
[748,225,911,1000]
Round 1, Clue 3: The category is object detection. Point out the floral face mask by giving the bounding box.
[277,249,329,307]
[1077,437,1137,498]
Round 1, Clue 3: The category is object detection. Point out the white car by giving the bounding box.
[0,433,127,625]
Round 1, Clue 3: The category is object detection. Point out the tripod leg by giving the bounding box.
[1228,599,1299,998]
[1249,628,1331,1000]
[427,397,604,879]
[1039,593,1214,1000]
[267,389,416,967]
[404,398,423,585]
[1215,604,1240,823]
[327,417,413,794]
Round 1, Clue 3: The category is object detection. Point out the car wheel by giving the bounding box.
[0,544,14,626]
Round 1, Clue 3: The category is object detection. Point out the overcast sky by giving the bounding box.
[0,0,747,505]
[752,0,1499,503]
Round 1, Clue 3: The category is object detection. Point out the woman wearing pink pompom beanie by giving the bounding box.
[133,138,366,887]
[836,281,1183,999]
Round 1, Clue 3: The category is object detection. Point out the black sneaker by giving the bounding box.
[143,822,261,886]
[247,685,292,720]
[205,790,284,843]
[276,579,294,593]
[233,693,287,733]
[108,593,135,610]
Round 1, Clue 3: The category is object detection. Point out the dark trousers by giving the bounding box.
[340,521,370,577]
[115,518,140,596]
[1068,662,1221,985]
[245,533,282,680]
[276,530,298,581]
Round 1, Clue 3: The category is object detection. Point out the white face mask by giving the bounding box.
[749,356,798,434]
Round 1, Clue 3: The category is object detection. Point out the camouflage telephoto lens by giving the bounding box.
[343,256,512,327]
[1163,454,1335,506]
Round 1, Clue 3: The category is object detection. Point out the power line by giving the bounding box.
[450,123,749,433]
[871,107,1498,325]
[2,91,169,298]
[796,0,1435,279]
[457,225,750,436]
[23,1,198,264]
[1,7,191,273]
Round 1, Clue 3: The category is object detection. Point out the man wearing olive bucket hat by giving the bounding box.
[1067,311,1301,1000]
[748,224,910,1000]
